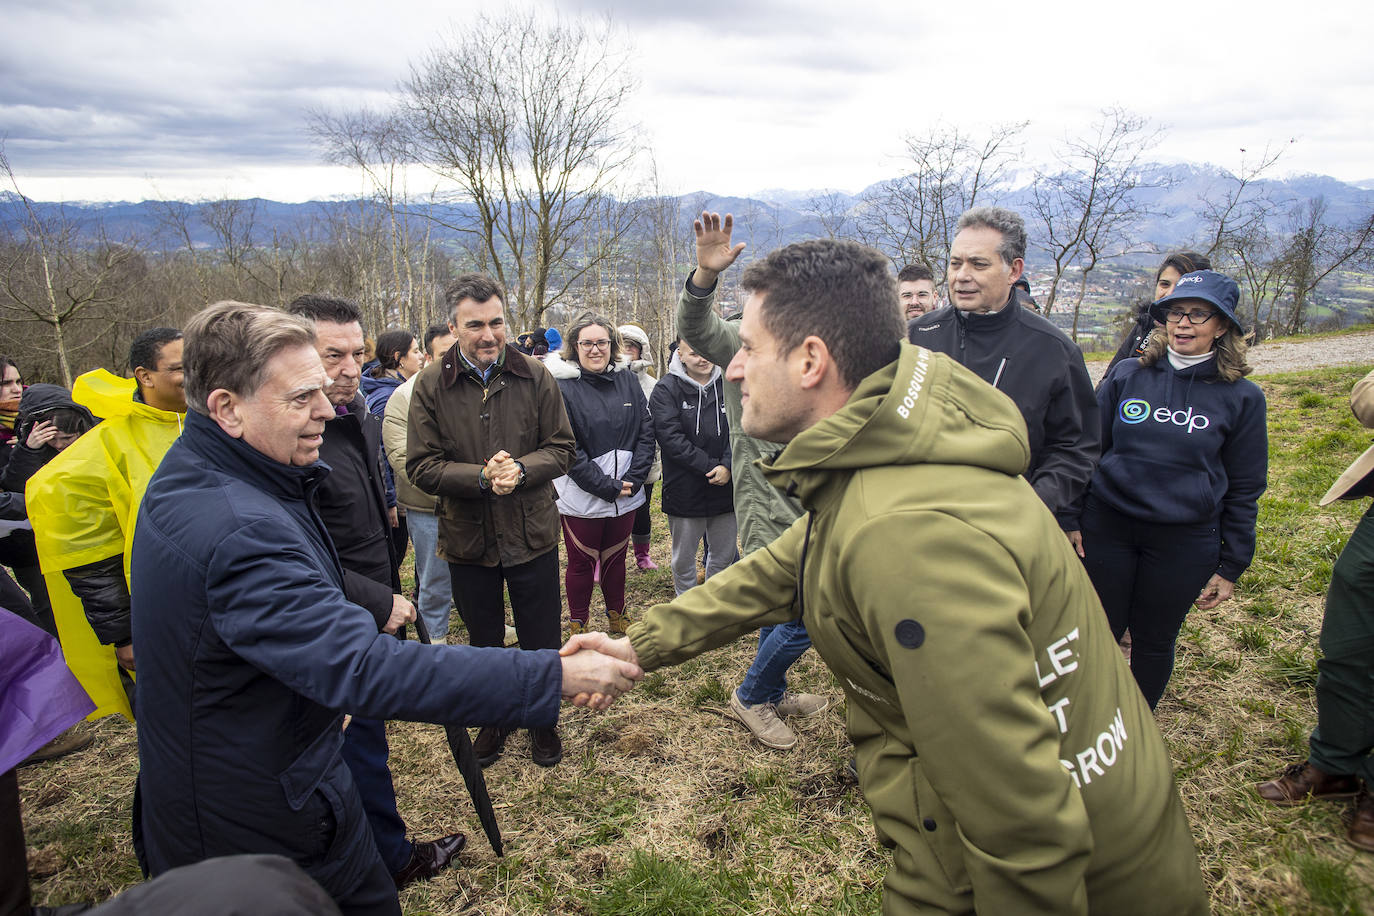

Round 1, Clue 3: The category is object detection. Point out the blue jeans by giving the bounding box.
[736,619,812,706]
[406,510,453,641]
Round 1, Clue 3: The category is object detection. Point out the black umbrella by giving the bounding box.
[413,616,504,856]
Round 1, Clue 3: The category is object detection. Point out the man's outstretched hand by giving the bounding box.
[559,633,644,711]
[559,632,643,710]
[692,212,746,290]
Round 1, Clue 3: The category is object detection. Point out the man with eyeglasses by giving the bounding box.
[408,273,577,769]
[909,206,1099,548]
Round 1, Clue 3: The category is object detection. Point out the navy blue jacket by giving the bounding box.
[549,356,655,517]
[909,300,1100,528]
[1084,356,1268,580]
[649,354,733,518]
[130,410,561,900]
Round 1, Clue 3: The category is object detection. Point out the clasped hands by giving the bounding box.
[483,450,521,495]
[558,632,643,711]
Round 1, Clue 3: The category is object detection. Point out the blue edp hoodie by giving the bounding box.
[1085,356,1268,581]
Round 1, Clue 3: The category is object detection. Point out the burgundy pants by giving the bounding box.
[561,512,635,623]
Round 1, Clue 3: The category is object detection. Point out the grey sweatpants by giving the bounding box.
[667,512,738,596]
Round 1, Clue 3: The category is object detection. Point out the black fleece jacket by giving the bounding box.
[908,298,1100,527]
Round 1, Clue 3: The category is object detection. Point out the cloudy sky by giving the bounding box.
[3,0,1370,203]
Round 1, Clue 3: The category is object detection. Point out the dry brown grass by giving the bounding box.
[19,364,1374,913]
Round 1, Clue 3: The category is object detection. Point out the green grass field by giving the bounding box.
[18,363,1374,914]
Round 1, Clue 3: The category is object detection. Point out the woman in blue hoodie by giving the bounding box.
[362,328,424,565]
[1071,270,1268,709]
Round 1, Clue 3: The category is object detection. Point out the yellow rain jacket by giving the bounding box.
[26,370,184,719]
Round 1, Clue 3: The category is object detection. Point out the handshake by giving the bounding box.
[557,632,644,711]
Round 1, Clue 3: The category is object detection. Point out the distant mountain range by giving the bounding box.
[3,163,1372,265]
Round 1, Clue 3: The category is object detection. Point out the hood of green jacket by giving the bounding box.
[762,343,1030,507]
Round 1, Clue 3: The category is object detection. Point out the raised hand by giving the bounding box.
[25,419,59,449]
[692,212,746,288]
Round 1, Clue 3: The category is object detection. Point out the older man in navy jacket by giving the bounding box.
[129,301,641,915]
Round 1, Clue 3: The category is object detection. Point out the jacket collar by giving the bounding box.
[957,290,1020,331]
[181,409,329,502]
[439,344,533,388]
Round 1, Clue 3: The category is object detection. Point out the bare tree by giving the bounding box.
[0,148,146,385]
[801,191,854,240]
[400,8,642,331]
[1027,108,1169,338]
[1275,199,1374,334]
[855,121,1026,280]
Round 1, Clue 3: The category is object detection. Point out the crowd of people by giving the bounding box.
[2,202,1370,915]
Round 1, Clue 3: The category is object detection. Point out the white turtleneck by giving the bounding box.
[1166,347,1216,371]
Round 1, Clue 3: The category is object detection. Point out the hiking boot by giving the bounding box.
[729,690,797,750]
[607,610,629,636]
[1256,761,1359,806]
[472,726,511,768]
[775,691,830,718]
[20,728,93,767]
[633,542,658,570]
[568,618,587,637]
[530,728,563,767]
[1347,787,1374,852]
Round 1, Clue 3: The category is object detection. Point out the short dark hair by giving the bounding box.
[740,239,902,390]
[183,302,316,417]
[897,264,934,284]
[423,323,451,357]
[129,327,183,374]
[956,206,1027,265]
[287,294,363,328]
[1156,251,1212,284]
[561,315,621,367]
[372,329,415,375]
[444,274,506,324]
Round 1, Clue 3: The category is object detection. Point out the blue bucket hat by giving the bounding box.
[1149,270,1244,334]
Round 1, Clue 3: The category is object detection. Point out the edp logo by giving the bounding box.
[1118,398,1211,433]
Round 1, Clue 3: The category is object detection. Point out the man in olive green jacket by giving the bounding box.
[568,220,1207,914]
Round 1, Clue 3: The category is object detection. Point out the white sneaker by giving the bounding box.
[729,690,797,750]
[775,691,830,718]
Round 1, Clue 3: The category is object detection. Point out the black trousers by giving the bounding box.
[448,548,561,650]
[1,769,28,916]
[632,482,654,540]
[1080,496,1219,710]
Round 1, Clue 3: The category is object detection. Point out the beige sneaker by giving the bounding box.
[775,692,830,718]
[729,690,797,750]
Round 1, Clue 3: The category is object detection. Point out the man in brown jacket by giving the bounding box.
[407,273,576,768]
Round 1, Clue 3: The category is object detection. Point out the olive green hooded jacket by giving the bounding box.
[628,343,1207,915]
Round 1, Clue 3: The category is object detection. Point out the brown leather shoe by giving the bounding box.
[392,831,466,889]
[1347,788,1374,852]
[1256,762,1359,806]
[472,726,511,768]
[530,727,563,767]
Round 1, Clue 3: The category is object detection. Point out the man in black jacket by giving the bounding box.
[908,207,1099,536]
[287,296,460,890]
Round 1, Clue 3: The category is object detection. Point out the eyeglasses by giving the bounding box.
[577,339,611,351]
[1164,308,1218,325]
